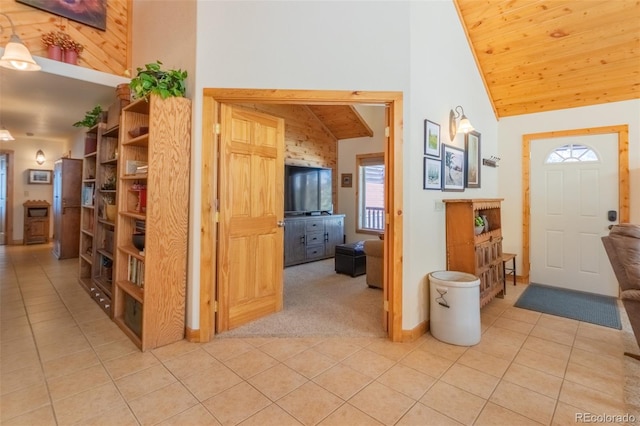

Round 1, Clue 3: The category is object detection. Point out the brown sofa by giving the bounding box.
[602,223,640,360]
[363,239,383,289]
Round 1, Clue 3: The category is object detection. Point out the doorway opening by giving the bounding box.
[199,89,404,342]
[0,150,14,246]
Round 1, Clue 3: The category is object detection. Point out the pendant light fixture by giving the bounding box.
[0,126,14,141]
[0,12,41,71]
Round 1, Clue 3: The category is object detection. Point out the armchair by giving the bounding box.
[602,223,640,360]
[363,239,383,289]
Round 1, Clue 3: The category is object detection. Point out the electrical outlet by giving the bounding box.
[434,200,444,211]
[24,191,29,197]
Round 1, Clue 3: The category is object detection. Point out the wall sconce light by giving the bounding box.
[35,149,45,165]
[0,12,41,71]
[0,126,14,141]
[448,105,474,140]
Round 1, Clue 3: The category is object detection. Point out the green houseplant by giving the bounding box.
[73,105,104,128]
[130,60,187,100]
[474,216,484,235]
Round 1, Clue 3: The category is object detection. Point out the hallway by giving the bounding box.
[1,244,635,425]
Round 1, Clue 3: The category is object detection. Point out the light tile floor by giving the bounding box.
[0,244,634,425]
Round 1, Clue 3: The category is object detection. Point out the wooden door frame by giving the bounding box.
[0,150,14,245]
[199,89,404,342]
[521,125,629,282]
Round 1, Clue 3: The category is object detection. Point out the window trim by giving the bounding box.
[355,152,385,234]
[545,143,599,164]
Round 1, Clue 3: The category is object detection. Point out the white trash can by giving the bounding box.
[429,271,481,346]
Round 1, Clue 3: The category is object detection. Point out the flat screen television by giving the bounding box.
[284,165,332,215]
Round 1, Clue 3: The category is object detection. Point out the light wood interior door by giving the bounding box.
[217,105,285,331]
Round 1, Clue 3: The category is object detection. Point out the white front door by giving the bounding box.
[530,134,618,296]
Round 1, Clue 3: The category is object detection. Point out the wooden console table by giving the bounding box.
[23,200,51,245]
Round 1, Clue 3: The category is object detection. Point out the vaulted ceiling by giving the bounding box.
[454,0,640,118]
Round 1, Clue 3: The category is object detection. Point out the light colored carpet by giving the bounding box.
[218,259,385,338]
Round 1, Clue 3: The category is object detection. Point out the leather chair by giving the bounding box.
[363,239,383,289]
[602,223,640,360]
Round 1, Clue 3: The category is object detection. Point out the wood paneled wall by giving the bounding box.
[237,103,339,209]
[1,0,130,75]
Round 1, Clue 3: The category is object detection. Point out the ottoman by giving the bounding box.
[335,241,367,277]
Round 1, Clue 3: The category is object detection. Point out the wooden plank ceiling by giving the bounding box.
[454,0,640,117]
[307,105,374,140]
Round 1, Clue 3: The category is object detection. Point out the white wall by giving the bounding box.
[403,1,499,327]
[2,137,67,241]
[187,0,495,331]
[498,99,640,274]
[337,105,386,244]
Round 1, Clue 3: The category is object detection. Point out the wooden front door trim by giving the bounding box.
[522,125,629,282]
[200,89,404,342]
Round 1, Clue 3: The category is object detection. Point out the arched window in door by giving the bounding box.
[545,143,599,163]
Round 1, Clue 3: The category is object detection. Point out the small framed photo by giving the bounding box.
[424,119,441,158]
[423,157,442,190]
[465,131,481,188]
[28,169,52,184]
[442,144,465,192]
[341,173,353,188]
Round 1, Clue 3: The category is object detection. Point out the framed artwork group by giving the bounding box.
[422,118,481,191]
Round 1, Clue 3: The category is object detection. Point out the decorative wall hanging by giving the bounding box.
[424,119,441,159]
[442,144,465,192]
[465,130,481,188]
[423,157,442,190]
[18,0,107,31]
[341,173,352,188]
[28,169,52,184]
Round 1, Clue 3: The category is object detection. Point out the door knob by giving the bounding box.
[277,220,285,227]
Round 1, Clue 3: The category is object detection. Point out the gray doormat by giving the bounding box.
[515,283,621,329]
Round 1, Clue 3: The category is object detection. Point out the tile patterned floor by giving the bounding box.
[0,244,633,425]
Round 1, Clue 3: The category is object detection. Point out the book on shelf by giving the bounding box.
[125,160,148,175]
[134,219,146,233]
[82,184,95,206]
[127,255,145,288]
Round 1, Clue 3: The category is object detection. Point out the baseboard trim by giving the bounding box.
[401,319,428,342]
[185,327,200,342]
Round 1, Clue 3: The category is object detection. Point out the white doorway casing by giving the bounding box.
[530,134,618,296]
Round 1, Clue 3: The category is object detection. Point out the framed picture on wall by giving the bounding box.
[424,119,441,158]
[341,173,353,188]
[423,157,442,190]
[17,0,107,31]
[28,169,52,184]
[465,131,481,188]
[442,144,465,191]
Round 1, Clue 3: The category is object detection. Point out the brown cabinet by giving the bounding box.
[23,200,51,245]
[443,198,504,307]
[52,158,82,258]
[283,215,345,266]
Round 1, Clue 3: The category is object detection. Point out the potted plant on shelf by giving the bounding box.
[474,216,485,235]
[41,31,67,61]
[73,105,105,128]
[61,38,83,65]
[129,60,188,100]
